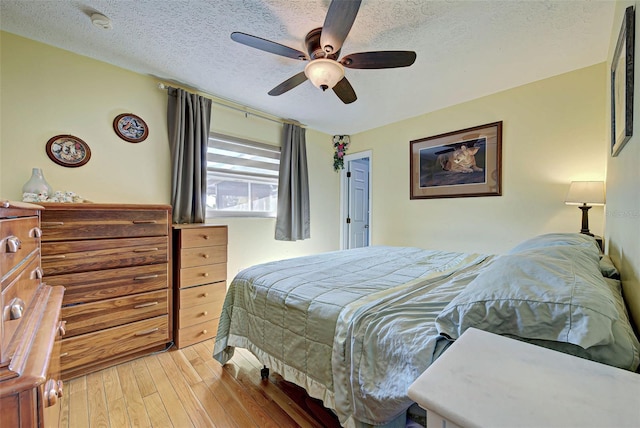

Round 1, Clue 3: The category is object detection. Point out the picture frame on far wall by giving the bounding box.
[611,5,635,157]
[410,121,502,199]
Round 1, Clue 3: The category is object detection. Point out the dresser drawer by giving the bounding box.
[180,245,227,268]
[62,289,169,337]
[0,216,40,278]
[179,227,227,248]
[179,282,226,308]
[60,315,169,373]
[177,318,219,348]
[42,236,168,275]
[177,301,219,329]
[179,263,227,288]
[1,255,42,352]
[41,209,168,241]
[44,264,168,305]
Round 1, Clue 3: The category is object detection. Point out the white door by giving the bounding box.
[347,157,370,248]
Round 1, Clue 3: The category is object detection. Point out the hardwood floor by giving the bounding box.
[58,339,340,427]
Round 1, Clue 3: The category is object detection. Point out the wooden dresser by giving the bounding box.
[1,201,65,428]
[39,203,172,379]
[173,224,227,348]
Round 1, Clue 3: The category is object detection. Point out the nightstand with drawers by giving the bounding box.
[172,224,227,348]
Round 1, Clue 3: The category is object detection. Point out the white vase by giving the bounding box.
[22,167,53,196]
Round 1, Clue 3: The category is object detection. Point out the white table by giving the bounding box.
[408,327,640,428]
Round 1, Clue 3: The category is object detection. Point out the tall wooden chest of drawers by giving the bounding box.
[1,201,65,428]
[40,203,172,379]
[173,224,227,348]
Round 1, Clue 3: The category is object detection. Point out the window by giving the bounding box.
[206,132,280,217]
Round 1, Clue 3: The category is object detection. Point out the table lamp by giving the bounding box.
[564,181,605,236]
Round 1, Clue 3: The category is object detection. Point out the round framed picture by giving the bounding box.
[113,113,148,143]
[46,134,91,168]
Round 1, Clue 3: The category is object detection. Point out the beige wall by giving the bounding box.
[605,1,640,327]
[351,63,607,255]
[0,32,341,281]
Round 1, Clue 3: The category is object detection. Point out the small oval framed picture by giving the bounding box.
[113,113,148,143]
[46,134,91,168]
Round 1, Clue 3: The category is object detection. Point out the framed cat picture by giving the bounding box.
[410,121,502,199]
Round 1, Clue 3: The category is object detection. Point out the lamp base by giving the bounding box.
[579,204,593,236]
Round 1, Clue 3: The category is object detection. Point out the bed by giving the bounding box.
[213,233,640,428]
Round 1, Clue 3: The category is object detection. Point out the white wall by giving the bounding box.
[605,1,640,326]
[0,32,341,282]
[350,64,607,255]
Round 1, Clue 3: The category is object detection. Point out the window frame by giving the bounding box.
[206,132,280,218]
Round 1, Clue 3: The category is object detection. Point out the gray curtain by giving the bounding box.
[275,123,310,241]
[167,87,212,224]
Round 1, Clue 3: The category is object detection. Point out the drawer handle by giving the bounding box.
[202,272,209,277]
[41,221,64,227]
[133,220,158,224]
[4,298,25,320]
[32,267,44,279]
[58,321,67,337]
[134,274,159,280]
[202,254,210,259]
[42,254,66,260]
[134,301,159,309]
[30,227,42,238]
[133,247,159,252]
[202,329,208,335]
[135,328,159,336]
[202,311,208,316]
[60,352,69,358]
[44,379,59,407]
[6,236,21,253]
[201,292,209,298]
[202,235,210,240]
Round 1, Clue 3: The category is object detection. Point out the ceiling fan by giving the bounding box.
[230,0,417,104]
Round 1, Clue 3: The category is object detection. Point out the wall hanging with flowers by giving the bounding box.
[333,135,350,172]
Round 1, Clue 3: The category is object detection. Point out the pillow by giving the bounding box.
[599,254,620,279]
[435,245,620,349]
[508,233,601,255]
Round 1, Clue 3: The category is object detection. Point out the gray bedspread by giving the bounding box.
[213,246,490,427]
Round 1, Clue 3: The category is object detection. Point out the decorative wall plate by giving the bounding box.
[113,113,148,143]
[46,134,91,167]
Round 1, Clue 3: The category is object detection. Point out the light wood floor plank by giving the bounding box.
[60,339,340,428]
[169,346,203,386]
[191,380,239,428]
[102,366,124,403]
[142,392,174,428]
[131,357,157,398]
[193,341,320,428]
[67,377,89,428]
[117,363,151,428]
[156,351,216,427]
[145,355,194,428]
[86,371,110,428]
[106,397,130,428]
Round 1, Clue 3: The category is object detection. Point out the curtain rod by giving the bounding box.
[157,83,303,127]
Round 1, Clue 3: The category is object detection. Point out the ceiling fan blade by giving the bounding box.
[231,32,308,60]
[268,72,308,96]
[341,51,417,69]
[333,77,357,104]
[320,0,362,56]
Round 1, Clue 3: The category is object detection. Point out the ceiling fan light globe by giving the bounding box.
[304,59,344,91]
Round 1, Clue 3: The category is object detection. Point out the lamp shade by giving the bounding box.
[304,59,345,91]
[564,181,605,205]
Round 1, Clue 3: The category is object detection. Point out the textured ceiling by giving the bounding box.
[0,0,615,135]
